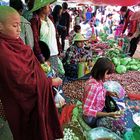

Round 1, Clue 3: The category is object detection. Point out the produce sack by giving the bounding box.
[86,127,122,140]
[104,81,126,98]
[116,65,127,74]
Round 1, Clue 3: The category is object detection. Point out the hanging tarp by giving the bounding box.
[64,0,140,6]
[92,0,140,6]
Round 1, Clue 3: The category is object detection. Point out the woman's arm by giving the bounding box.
[97,111,121,118]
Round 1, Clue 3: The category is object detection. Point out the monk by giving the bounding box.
[0,6,63,140]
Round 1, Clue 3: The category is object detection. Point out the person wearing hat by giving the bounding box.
[30,0,60,75]
[63,33,92,80]
[120,6,138,56]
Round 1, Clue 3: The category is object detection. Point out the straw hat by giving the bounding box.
[73,33,87,42]
[30,0,56,12]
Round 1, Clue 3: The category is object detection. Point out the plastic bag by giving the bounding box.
[54,88,65,108]
[104,81,126,98]
[58,57,65,75]
[64,39,70,51]
[86,127,122,140]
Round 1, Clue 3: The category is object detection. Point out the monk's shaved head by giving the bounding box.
[0,6,19,23]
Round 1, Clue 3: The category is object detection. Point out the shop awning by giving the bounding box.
[63,0,140,6]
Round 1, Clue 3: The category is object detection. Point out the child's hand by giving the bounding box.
[45,61,51,66]
[52,77,62,87]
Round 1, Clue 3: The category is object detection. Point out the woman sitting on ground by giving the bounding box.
[63,33,92,80]
[83,57,125,135]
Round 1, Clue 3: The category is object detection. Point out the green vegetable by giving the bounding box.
[120,58,131,65]
[126,65,131,70]
[130,65,138,70]
[137,64,140,69]
[128,59,138,65]
[116,65,127,74]
[112,57,120,66]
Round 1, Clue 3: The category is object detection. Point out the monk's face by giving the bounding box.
[0,13,21,39]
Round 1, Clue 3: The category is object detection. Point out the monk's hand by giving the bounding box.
[52,77,62,87]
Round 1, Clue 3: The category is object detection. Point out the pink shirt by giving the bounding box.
[83,77,106,117]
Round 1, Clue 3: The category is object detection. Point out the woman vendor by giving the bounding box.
[63,33,92,80]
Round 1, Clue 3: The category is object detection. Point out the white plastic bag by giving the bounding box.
[86,127,122,140]
[103,81,126,98]
[64,39,70,51]
[54,88,65,108]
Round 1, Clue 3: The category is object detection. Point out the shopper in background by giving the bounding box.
[59,2,71,51]
[120,6,138,56]
[51,5,66,53]
[30,1,60,75]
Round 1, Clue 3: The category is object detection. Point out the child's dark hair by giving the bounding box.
[120,6,127,12]
[39,41,50,61]
[90,57,114,81]
[74,25,81,33]
[62,2,68,10]
[10,0,23,12]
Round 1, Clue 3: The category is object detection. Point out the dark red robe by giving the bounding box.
[0,33,63,140]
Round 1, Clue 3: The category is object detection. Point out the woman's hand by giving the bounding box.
[108,111,123,118]
[52,77,62,87]
[79,57,86,62]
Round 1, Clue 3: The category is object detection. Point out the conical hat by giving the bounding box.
[30,0,56,12]
[73,33,87,42]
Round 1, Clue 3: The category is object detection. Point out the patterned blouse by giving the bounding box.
[83,77,107,117]
[65,44,92,64]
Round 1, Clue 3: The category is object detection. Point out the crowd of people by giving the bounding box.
[0,0,140,139]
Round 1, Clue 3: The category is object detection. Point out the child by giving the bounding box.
[69,24,81,44]
[83,57,124,134]
[39,41,65,108]
[0,6,63,140]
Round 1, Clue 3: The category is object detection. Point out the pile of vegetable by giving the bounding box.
[62,121,86,140]
[63,128,79,140]
[99,32,108,42]
[112,57,140,74]
[106,71,140,94]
